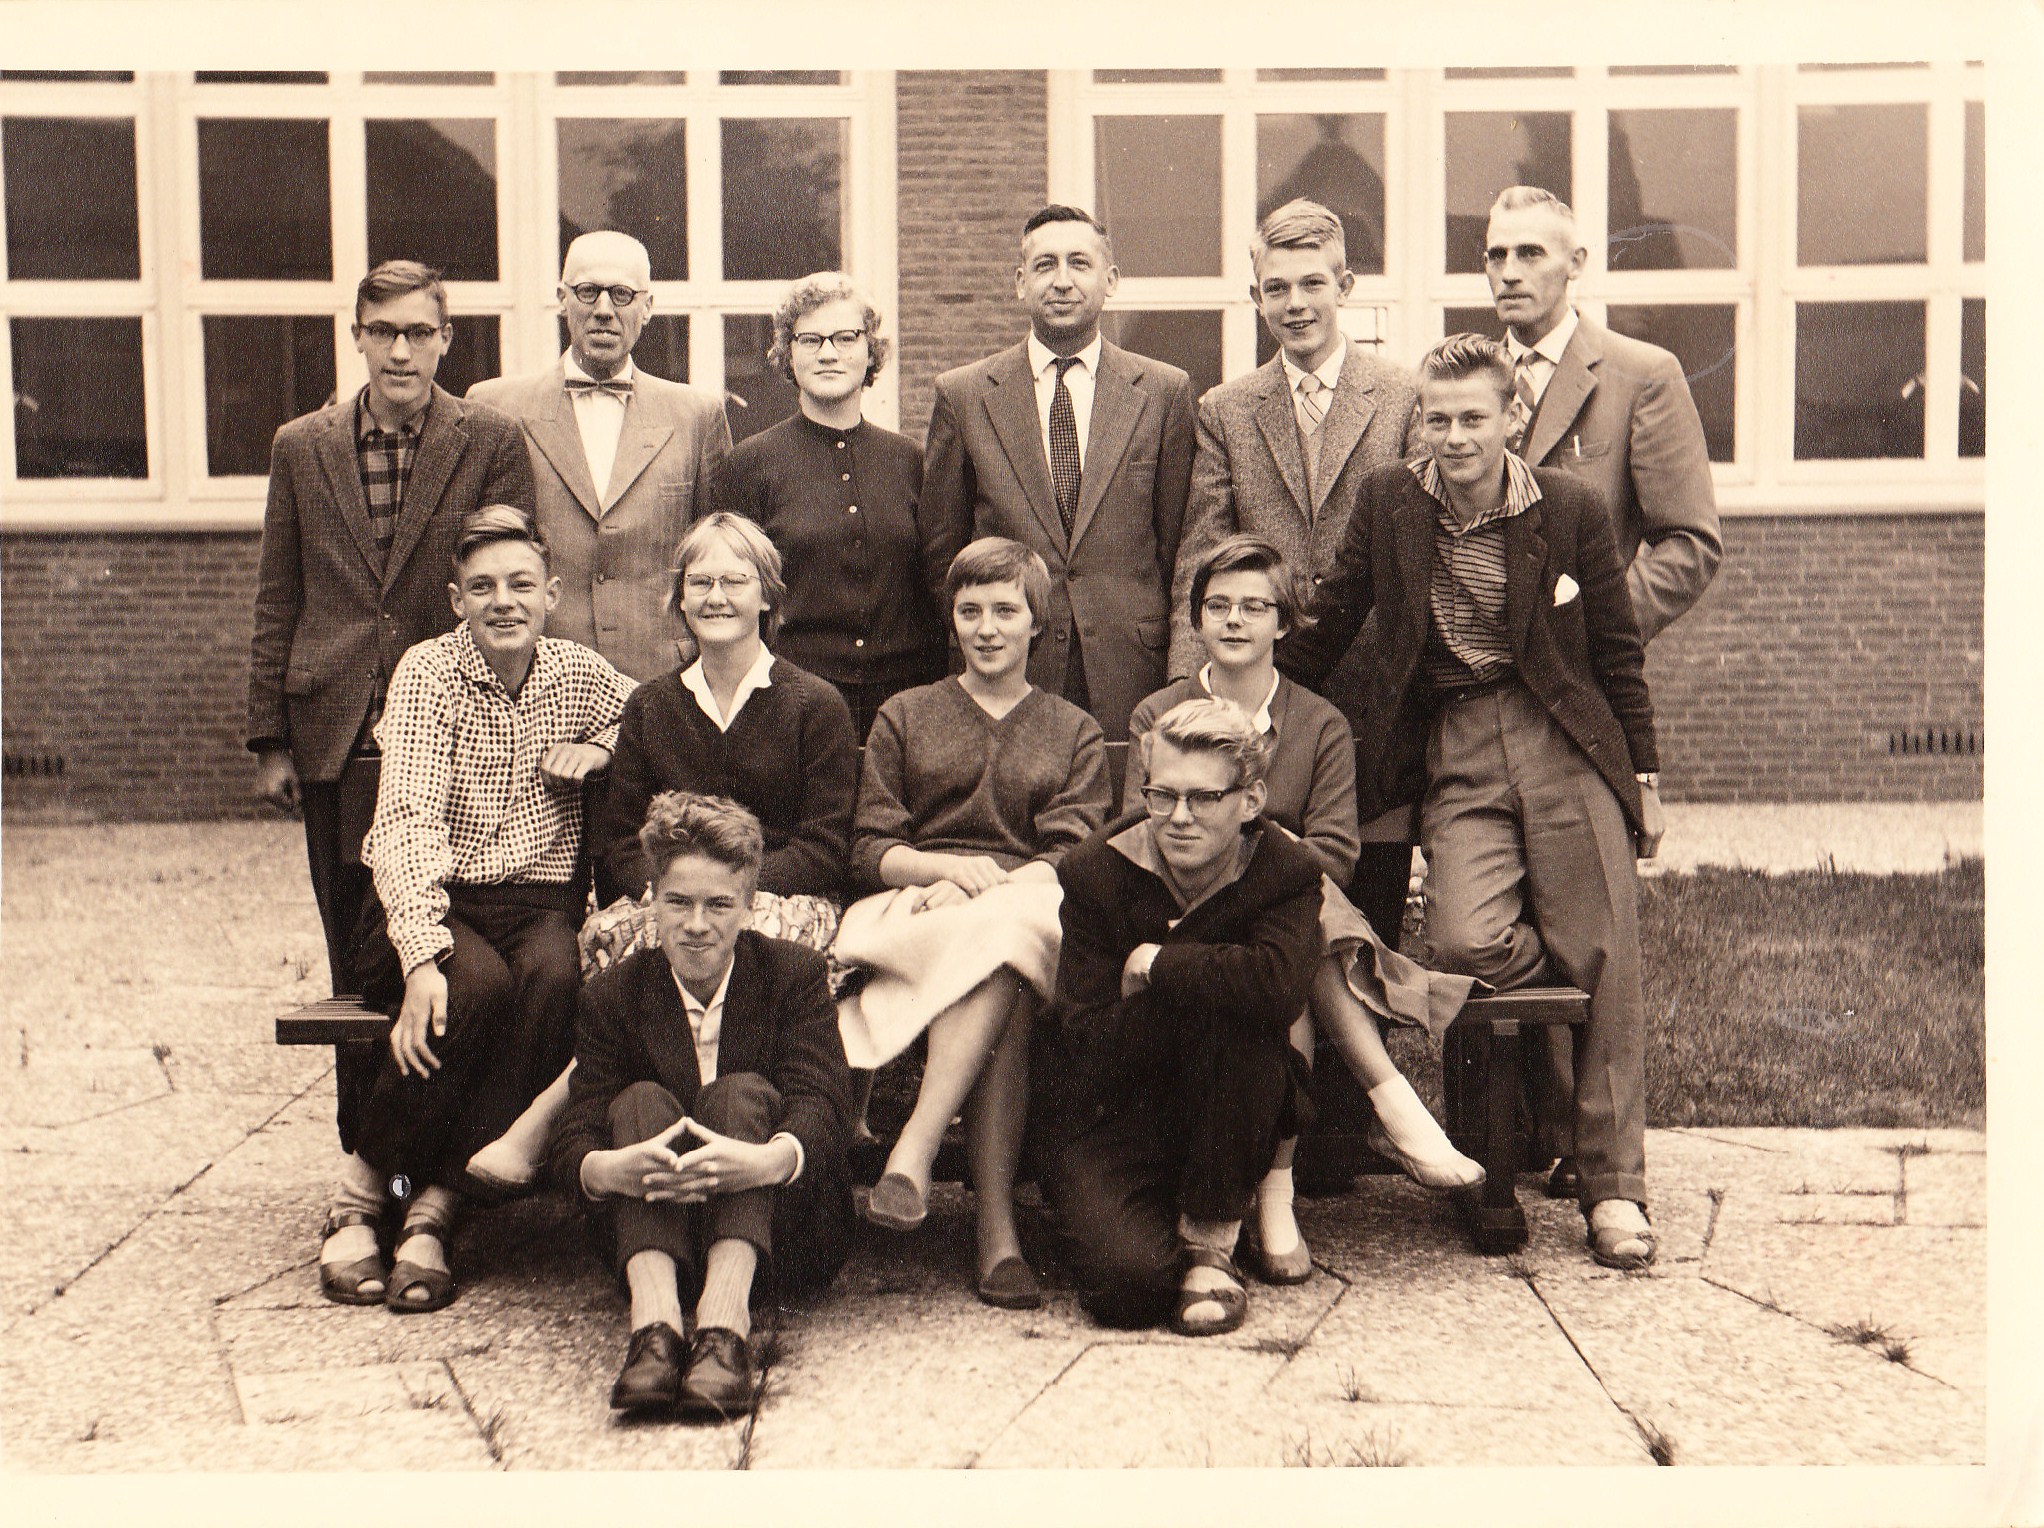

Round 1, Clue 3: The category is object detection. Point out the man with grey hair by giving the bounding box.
[470,230,732,681]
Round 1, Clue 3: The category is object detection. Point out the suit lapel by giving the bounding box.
[525,369,605,519]
[312,403,382,576]
[1392,477,1437,631]
[1503,496,1549,656]
[1070,344,1144,551]
[601,390,675,508]
[385,387,464,586]
[1251,359,1313,527]
[1308,347,1381,517]
[713,935,765,1080]
[982,342,1066,550]
[1525,324,1600,467]
[637,953,705,1101]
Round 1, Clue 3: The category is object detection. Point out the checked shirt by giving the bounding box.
[364,625,636,974]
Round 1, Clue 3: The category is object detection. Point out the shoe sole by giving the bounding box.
[676,1385,755,1422]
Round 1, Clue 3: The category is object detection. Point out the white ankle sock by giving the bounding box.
[1368,1074,1484,1188]
[1255,1166,1302,1256]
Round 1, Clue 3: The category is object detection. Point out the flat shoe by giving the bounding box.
[677,1327,756,1422]
[1171,1247,1248,1338]
[610,1322,686,1412]
[317,1210,387,1307]
[1366,1118,1486,1191]
[864,1171,927,1231]
[1240,1221,1313,1286]
[976,1255,1042,1310]
[1586,1202,1658,1271]
[385,1225,456,1314]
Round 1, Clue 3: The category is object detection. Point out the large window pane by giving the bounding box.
[11,317,147,478]
[363,72,494,86]
[1608,65,1739,75]
[194,71,327,85]
[1257,113,1386,275]
[1444,111,1570,274]
[365,118,497,281]
[556,72,687,86]
[557,119,687,281]
[1443,306,1508,342]
[1797,103,1927,266]
[1095,115,1222,278]
[197,118,331,280]
[719,71,842,86]
[1607,109,1736,271]
[434,314,501,402]
[1093,70,1222,84]
[721,118,845,281]
[1104,310,1222,401]
[556,313,689,382]
[3,116,139,279]
[1794,300,1925,459]
[1963,101,1984,263]
[1959,298,1984,459]
[722,313,795,443]
[1257,69,1384,82]
[201,316,334,477]
[1606,304,1738,462]
[1445,68,1572,79]
[1,71,133,82]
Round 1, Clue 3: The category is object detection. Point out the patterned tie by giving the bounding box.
[1048,355,1082,537]
[1296,371,1328,435]
[565,376,635,400]
[1506,351,1538,455]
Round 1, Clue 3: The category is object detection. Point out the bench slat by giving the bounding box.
[276,996,389,1045]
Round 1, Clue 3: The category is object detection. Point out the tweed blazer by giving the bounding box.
[467,362,732,682]
[1168,345,1419,716]
[246,385,535,783]
[1520,317,1722,644]
[1277,461,1659,834]
[548,933,855,1201]
[921,338,1196,739]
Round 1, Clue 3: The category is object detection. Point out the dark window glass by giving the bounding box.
[556,72,688,86]
[721,118,844,281]
[10,316,148,478]
[1095,114,1222,278]
[195,71,328,84]
[365,118,498,281]
[1444,111,1570,274]
[363,72,494,86]
[556,312,689,382]
[719,71,843,86]
[433,314,500,402]
[197,118,332,280]
[1606,304,1738,462]
[1793,300,1925,459]
[1,71,134,82]
[1256,69,1385,82]
[557,119,688,281]
[1443,306,1509,342]
[1444,68,1573,79]
[1959,297,1984,459]
[201,316,335,476]
[2,116,139,279]
[1607,109,1736,271]
[1092,70,1223,84]
[1103,310,1222,401]
[1797,103,1927,266]
[1963,102,1984,263]
[722,313,795,443]
[1256,113,1386,275]
[1608,65,1740,75]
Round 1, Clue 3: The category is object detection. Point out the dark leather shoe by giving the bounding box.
[677,1327,756,1422]
[609,1322,686,1412]
[1544,1157,1581,1200]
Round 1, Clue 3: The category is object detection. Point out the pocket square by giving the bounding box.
[1553,574,1580,606]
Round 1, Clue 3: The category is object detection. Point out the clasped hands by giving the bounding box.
[583,1119,798,1203]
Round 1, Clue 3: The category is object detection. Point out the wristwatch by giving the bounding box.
[1634,771,1660,790]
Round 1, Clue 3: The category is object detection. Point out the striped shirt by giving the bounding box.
[1410,451,1544,692]
[363,625,636,974]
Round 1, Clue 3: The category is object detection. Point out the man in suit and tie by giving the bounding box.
[468,230,733,682]
[1170,197,1422,942]
[1484,185,1721,1196]
[248,256,534,1051]
[922,204,1197,740]
[551,791,855,1420]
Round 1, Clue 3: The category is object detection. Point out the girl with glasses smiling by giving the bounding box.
[1124,535,1482,1286]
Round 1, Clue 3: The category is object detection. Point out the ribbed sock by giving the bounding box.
[695,1239,757,1338]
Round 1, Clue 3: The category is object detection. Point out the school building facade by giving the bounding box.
[0,66,1984,820]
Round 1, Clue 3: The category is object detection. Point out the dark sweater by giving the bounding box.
[594,656,858,904]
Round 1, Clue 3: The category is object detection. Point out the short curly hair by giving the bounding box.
[638,790,765,887]
[766,272,890,388]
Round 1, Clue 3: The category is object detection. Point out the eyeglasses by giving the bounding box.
[791,329,868,354]
[358,322,443,346]
[682,573,759,597]
[566,282,647,308]
[1137,784,1244,817]
[1200,596,1278,620]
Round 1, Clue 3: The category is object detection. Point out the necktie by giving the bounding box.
[1506,352,1538,455]
[1296,371,1328,434]
[1048,355,1082,537]
[565,376,635,400]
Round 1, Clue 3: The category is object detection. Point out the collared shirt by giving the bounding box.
[354,388,428,566]
[1280,335,1347,435]
[1409,452,1545,692]
[678,641,776,733]
[1503,306,1579,411]
[669,960,806,1182]
[1195,664,1280,734]
[1107,817,1261,920]
[363,625,636,974]
[563,350,637,510]
[1027,331,1102,470]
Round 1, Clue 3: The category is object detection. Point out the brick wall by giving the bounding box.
[894,71,1048,441]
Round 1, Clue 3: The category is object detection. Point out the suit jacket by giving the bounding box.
[1522,317,1722,644]
[246,385,535,783]
[467,362,733,682]
[1278,461,1659,834]
[921,338,1197,739]
[548,933,855,1204]
[1169,345,1420,716]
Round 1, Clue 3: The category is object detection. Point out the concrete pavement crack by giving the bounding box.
[1260,1276,1352,1391]
[1698,1273,1958,1391]
[442,1359,509,1467]
[1512,1265,1670,1464]
[964,1337,1110,1467]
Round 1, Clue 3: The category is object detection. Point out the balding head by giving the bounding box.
[558,231,654,378]
[561,230,651,288]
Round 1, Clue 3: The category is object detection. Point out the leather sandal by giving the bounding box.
[318,1210,388,1307]
[385,1219,457,1314]
[1239,1219,1314,1286]
[1170,1247,1248,1338]
[1586,1200,1658,1271]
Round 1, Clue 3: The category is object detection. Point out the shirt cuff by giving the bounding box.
[769,1131,805,1185]
[394,924,454,978]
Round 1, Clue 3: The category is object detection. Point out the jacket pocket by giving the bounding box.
[1136,616,1169,651]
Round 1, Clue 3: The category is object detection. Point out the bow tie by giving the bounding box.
[565,376,634,399]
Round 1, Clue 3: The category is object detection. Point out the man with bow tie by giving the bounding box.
[470,231,733,681]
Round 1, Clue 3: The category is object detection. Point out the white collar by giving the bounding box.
[679,643,775,732]
[1280,335,1347,396]
[1197,664,1280,734]
[562,349,638,388]
[673,956,734,1019]
[1027,331,1103,380]
[1507,307,1578,369]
